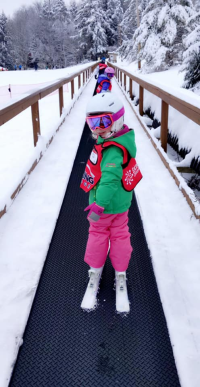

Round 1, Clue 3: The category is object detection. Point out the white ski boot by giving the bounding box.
[81,266,104,310]
[115,271,130,313]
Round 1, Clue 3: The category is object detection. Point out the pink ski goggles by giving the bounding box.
[107,73,114,78]
[86,107,125,131]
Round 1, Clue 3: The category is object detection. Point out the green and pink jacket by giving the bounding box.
[81,125,140,214]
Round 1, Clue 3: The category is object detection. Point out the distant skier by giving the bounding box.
[96,67,115,93]
[19,65,22,70]
[94,58,107,79]
[34,62,38,71]
[14,65,17,71]
[80,93,142,312]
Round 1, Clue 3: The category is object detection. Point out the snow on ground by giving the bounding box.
[112,61,200,202]
[112,80,200,387]
[0,62,95,108]
[0,69,97,387]
[0,69,200,387]
[0,64,94,213]
[114,60,200,166]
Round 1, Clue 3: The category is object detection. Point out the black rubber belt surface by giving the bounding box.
[9,123,181,387]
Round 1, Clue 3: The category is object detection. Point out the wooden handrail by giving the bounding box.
[0,61,99,220]
[108,62,200,152]
[108,62,200,219]
[0,62,99,135]
[108,62,200,124]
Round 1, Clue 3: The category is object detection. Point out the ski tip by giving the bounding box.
[116,301,130,314]
[81,299,97,311]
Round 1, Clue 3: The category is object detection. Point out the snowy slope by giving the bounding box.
[0,64,94,214]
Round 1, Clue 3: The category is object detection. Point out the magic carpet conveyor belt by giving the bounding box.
[9,120,181,387]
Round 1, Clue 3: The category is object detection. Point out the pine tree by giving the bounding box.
[192,0,200,11]
[0,12,14,69]
[53,0,69,22]
[139,0,149,14]
[75,0,92,59]
[52,0,70,67]
[134,0,196,72]
[69,1,78,19]
[75,0,107,60]
[86,0,107,59]
[119,0,138,60]
[182,12,200,90]
[40,0,56,67]
[106,0,123,47]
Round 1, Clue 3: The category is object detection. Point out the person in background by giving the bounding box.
[34,62,38,71]
[96,67,115,93]
[14,65,17,71]
[19,65,22,70]
[94,58,107,79]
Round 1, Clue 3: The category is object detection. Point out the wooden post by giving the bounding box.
[129,78,133,100]
[161,101,169,152]
[138,44,141,70]
[78,74,81,89]
[59,86,64,116]
[71,79,74,99]
[139,86,144,116]
[124,74,126,91]
[31,101,40,147]
[120,71,122,86]
[83,71,85,85]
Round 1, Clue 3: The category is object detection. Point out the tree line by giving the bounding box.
[0,0,199,90]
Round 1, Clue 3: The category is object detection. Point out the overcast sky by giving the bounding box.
[0,0,75,18]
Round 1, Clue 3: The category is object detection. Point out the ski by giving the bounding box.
[81,266,104,310]
[115,271,130,313]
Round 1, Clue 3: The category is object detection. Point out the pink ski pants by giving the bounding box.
[84,211,132,271]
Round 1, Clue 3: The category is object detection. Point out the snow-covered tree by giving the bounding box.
[86,0,107,58]
[52,0,71,67]
[133,0,196,72]
[53,0,69,22]
[192,0,200,11]
[119,0,138,60]
[182,12,200,91]
[69,1,78,19]
[75,0,107,60]
[0,12,13,69]
[106,0,123,47]
[139,0,149,14]
[75,0,92,59]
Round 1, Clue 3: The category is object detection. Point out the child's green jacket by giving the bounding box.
[89,127,137,214]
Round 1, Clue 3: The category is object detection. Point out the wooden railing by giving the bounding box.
[108,62,200,219]
[0,62,98,219]
[108,62,200,153]
[0,62,98,146]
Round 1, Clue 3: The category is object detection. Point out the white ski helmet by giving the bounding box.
[86,93,125,135]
